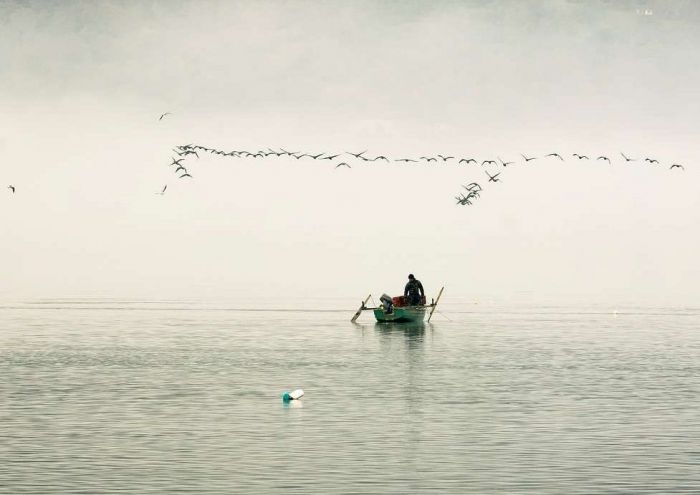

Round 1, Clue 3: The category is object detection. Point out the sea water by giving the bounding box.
[1,298,699,494]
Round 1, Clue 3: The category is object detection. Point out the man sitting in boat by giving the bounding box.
[404,274,425,306]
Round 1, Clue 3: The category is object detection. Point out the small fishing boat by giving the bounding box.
[351,287,444,323]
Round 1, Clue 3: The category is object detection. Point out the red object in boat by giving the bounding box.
[392,295,426,306]
[392,296,406,307]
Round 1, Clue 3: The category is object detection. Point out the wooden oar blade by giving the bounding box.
[351,294,372,322]
[427,287,444,322]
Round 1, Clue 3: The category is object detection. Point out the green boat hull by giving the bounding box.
[373,306,428,323]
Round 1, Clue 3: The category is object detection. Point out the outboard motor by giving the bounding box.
[379,293,394,314]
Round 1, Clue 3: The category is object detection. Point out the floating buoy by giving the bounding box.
[282,389,304,402]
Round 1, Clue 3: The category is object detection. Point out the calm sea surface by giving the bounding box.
[1,298,699,494]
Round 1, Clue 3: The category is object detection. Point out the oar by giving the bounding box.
[427,287,444,322]
[351,294,372,323]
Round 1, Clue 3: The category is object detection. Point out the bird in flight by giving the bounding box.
[597,156,611,164]
[459,158,477,164]
[170,158,185,166]
[321,154,341,160]
[335,162,351,168]
[179,173,193,179]
[644,158,659,164]
[437,154,454,162]
[182,150,198,158]
[485,171,501,182]
[156,185,167,195]
[7,185,15,193]
[573,154,589,160]
[420,156,437,162]
[545,153,564,161]
[620,152,636,162]
[175,165,187,173]
[456,190,479,205]
[481,159,496,166]
[346,150,367,159]
[521,154,537,162]
[158,112,171,121]
[498,157,514,167]
[395,158,418,163]
[670,164,684,170]
[463,182,482,191]
[370,155,389,162]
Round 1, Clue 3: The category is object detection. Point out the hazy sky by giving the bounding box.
[1,0,698,306]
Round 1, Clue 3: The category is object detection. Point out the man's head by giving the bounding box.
[408,274,415,280]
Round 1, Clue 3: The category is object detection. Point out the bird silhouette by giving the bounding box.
[485,171,501,183]
[573,154,589,160]
[170,158,185,166]
[156,185,167,195]
[395,158,418,163]
[545,153,564,161]
[346,150,367,159]
[175,165,187,173]
[670,164,685,170]
[463,182,482,191]
[320,154,341,160]
[182,150,198,158]
[456,190,479,205]
[158,112,171,121]
[481,160,496,166]
[597,156,611,164]
[644,158,659,164]
[521,154,537,162]
[308,153,325,159]
[179,173,193,178]
[7,185,15,193]
[335,162,351,168]
[459,158,477,164]
[437,154,454,161]
[420,156,437,162]
[370,155,389,162]
[498,157,514,167]
[620,152,636,162]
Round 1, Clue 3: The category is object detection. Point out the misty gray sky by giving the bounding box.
[1,0,698,306]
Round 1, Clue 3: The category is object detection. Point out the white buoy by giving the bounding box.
[282,389,304,402]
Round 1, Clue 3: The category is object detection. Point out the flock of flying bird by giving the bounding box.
[157,138,687,208]
[453,152,686,206]
[5,112,687,202]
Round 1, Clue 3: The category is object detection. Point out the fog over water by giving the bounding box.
[1,1,698,305]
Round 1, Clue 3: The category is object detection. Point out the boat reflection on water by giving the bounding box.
[373,321,433,348]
